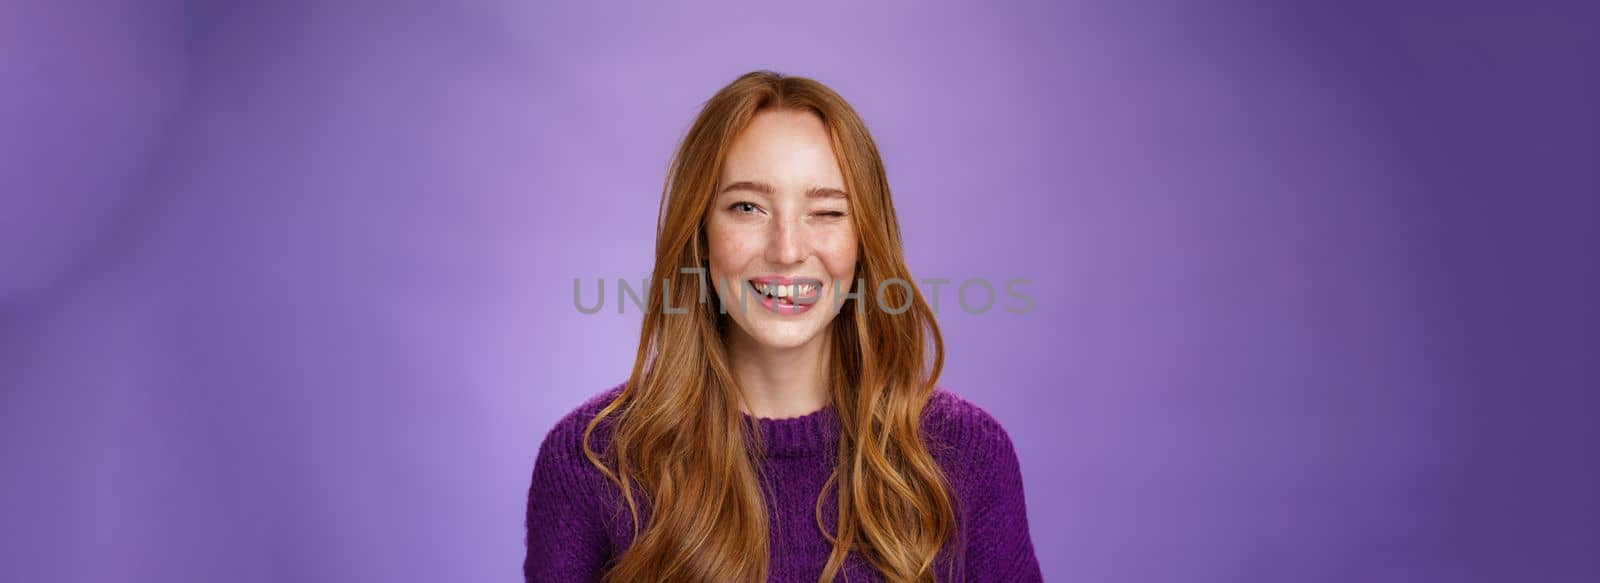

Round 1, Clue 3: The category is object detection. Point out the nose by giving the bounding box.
[764,215,809,265]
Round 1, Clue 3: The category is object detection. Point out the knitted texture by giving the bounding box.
[524,382,1043,582]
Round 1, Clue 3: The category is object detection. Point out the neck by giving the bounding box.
[726,325,832,419]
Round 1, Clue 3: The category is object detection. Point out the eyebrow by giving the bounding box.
[719,181,848,199]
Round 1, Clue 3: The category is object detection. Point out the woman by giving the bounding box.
[525,70,1042,582]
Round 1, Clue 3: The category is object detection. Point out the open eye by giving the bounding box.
[729,201,760,214]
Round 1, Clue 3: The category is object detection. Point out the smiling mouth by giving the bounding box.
[747,278,823,306]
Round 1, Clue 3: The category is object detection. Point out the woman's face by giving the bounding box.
[706,109,858,351]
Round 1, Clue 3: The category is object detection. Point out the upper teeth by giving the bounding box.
[753,282,815,298]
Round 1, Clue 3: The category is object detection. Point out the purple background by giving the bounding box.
[3,0,1596,581]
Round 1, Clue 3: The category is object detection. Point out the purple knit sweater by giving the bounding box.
[523,383,1043,582]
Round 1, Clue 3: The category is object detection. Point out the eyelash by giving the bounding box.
[728,201,846,218]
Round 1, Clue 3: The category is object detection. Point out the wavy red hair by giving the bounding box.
[583,70,958,582]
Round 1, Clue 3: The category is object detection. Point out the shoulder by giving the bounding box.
[537,381,627,464]
[922,386,1013,447]
[525,383,628,572]
[923,388,1043,577]
[920,387,1022,477]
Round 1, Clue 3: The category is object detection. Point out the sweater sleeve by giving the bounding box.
[961,412,1044,582]
[523,418,611,582]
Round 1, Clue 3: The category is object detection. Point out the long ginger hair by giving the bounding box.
[582,70,958,582]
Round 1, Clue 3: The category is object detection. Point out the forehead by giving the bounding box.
[719,109,846,189]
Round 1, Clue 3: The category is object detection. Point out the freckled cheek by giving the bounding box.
[707,231,760,285]
[809,233,859,282]
[722,238,759,263]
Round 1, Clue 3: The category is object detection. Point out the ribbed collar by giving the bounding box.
[743,404,839,458]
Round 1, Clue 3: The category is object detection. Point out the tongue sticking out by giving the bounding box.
[751,280,817,308]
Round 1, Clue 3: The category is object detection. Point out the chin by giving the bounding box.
[747,326,825,350]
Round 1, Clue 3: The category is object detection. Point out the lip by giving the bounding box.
[748,275,823,286]
[745,276,824,316]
